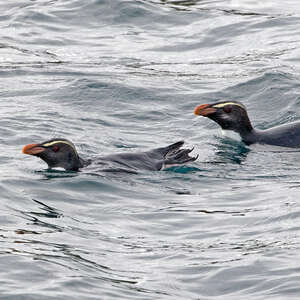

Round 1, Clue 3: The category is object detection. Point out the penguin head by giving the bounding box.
[194,101,253,135]
[22,138,83,171]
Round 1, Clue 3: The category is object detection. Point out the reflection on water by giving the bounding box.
[35,169,79,180]
[3,198,141,291]
[157,0,200,10]
[214,138,251,164]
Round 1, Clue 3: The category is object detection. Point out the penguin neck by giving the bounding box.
[220,128,258,145]
[237,128,260,146]
[231,117,256,145]
[79,156,91,169]
[66,156,91,171]
[220,119,256,145]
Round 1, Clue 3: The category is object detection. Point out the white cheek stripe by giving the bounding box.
[213,102,245,110]
[42,140,78,155]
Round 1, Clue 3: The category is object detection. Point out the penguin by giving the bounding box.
[22,138,198,171]
[194,100,300,147]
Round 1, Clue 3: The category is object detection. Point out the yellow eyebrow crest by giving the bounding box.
[42,140,78,155]
[212,102,245,110]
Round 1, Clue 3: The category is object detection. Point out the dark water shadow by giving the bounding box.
[35,168,79,180]
[12,202,64,233]
[10,198,62,223]
[212,137,250,164]
[4,198,147,289]
[149,0,280,17]
[157,206,256,216]
[164,165,201,174]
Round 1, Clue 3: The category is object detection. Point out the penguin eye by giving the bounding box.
[224,106,232,113]
[52,145,60,152]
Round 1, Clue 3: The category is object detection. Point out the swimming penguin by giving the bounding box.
[22,138,198,171]
[194,101,300,148]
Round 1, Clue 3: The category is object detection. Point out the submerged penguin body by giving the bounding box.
[22,139,198,172]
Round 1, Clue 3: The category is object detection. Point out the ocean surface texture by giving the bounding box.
[1,0,300,299]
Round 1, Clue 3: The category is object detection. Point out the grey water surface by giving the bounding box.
[1,0,300,299]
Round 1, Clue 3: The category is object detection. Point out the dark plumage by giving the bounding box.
[22,138,198,171]
[194,100,300,148]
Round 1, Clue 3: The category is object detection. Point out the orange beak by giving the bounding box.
[22,143,45,155]
[194,104,217,116]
